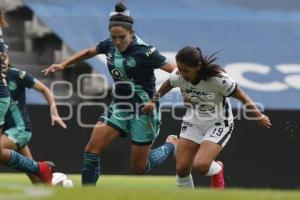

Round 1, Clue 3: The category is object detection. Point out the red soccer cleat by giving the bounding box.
[37,161,55,185]
[211,161,225,189]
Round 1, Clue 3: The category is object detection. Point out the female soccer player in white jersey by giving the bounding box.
[142,46,271,189]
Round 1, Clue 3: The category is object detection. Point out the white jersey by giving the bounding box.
[169,69,237,123]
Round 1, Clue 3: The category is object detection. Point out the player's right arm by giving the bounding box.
[33,79,67,129]
[42,47,97,75]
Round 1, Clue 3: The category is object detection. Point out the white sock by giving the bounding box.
[176,174,194,188]
[205,161,222,176]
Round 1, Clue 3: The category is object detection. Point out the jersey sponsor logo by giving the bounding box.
[145,47,156,57]
[126,57,136,68]
[190,95,205,103]
[111,69,124,79]
[185,89,215,100]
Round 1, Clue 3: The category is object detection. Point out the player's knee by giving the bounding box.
[84,141,104,155]
[84,143,100,154]
[176,164,191,177]
[193,161,211,175]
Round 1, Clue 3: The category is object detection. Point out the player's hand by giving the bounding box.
[257,114,271,129]
[141,102,156,113]
[42,63,65,75]
[51,114,67,129]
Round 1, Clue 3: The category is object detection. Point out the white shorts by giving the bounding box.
[179,119,233,147]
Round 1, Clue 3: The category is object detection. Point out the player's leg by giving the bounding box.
[81,104,130,185]
[0,133,54,184]
[130,144,151,174]
[2,126,39,183]
[130,113,177,174]
[19,145,41,183]
[0,133,17,150]
[176,138,198,188]
[0,98,54,184]
[1,128,32,151]
[0,129,13,163]
[175,119,204,188]
[82,121,120,185]
[193,123,234,189]
[193,141,222,175]
[130,139,176,174]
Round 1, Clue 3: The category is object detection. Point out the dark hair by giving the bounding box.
[109,2,134,30]
[175,46,224,81]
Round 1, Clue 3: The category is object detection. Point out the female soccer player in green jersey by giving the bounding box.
[0,10,54,185]
[43,3,178,185]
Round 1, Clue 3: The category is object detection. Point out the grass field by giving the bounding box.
[0,173,299,200]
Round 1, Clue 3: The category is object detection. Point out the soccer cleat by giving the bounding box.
[37,161,55,185]
[166,135,179,156]
[211,161,225,189]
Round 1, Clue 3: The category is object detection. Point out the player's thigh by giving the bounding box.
[193,140,222,170]
[130,113,160,145]
[193,122,234,167]
[0,134,18,150]
[176,138,199,175]
[85,121,120,154]
[99,103,130,137]
[3,128,32,150]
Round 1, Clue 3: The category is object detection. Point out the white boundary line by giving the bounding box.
[0,183,54,200]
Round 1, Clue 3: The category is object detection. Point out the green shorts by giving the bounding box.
[4,127,32,149]
[99,103,161,145]
[0,97,10,128]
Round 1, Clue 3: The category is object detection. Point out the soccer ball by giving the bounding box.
[52,172,74,188]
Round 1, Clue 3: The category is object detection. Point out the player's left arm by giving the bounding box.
[231,86,272,129]
[160,62,176,73]
[146,46,175,73]
[33,80,67,129]
[141,79,174,113]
